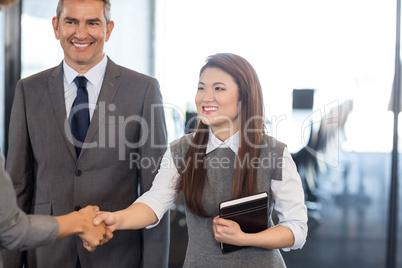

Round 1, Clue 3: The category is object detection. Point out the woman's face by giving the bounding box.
[196,67,240,136]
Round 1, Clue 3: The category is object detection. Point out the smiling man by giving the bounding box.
[53,0,113,73]
[2,0,169,267]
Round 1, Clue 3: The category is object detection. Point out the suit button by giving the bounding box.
[75,205,81,211]
[75,170,82,176]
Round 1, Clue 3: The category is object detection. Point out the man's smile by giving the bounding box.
[72,42,92,48]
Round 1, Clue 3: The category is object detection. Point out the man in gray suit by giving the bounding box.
[2,0,169,267]
[0,153,113,268]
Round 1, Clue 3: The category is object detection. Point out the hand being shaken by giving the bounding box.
[93,211,118,231]
[77,206,114,252]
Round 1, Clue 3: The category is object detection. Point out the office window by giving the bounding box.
[21,1,62,78]
[155,0,395,151]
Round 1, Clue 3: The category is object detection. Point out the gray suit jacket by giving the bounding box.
[3,58,169,268]
[0,154,59,268]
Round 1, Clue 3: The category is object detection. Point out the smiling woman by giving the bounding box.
[154,1,398,267]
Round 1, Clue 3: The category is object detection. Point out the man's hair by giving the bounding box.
[56,0,111,23]
[0,0,19,7]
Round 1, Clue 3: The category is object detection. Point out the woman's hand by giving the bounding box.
[212,216,247,246]
[93,211,119,232]
[213,215,296,250]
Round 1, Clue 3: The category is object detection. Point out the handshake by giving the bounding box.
[59,202,153,251]
[57,205,116,252]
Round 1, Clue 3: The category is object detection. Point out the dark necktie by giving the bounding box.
[70,76,90,156]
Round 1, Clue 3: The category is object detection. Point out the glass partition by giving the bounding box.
[0,10,4,154]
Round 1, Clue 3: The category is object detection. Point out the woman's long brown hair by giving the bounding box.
[178,53,265,217]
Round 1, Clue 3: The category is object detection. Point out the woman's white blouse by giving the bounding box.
[136,132,308,251]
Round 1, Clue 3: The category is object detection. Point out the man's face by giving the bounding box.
[52,0,114,73]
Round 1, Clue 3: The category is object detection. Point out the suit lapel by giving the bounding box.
[82,57,121,154]
[48,62,77,160]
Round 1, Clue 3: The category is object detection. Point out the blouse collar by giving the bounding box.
[206,129,240,155]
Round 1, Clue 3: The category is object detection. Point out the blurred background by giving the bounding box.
[1,0,402,267]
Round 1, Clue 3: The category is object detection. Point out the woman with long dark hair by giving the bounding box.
[94,53,307,267]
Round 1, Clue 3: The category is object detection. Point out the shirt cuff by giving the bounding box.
[278,221,308,251]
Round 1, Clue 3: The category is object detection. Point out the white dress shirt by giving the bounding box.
[63,55,108,120]
[136,131,308,250]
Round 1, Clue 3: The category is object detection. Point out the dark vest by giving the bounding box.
[170,133,287,268]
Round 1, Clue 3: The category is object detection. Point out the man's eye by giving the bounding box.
[197,87,204,91]
[65,20,79,25]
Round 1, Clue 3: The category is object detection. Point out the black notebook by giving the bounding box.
[218,192,268,254]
